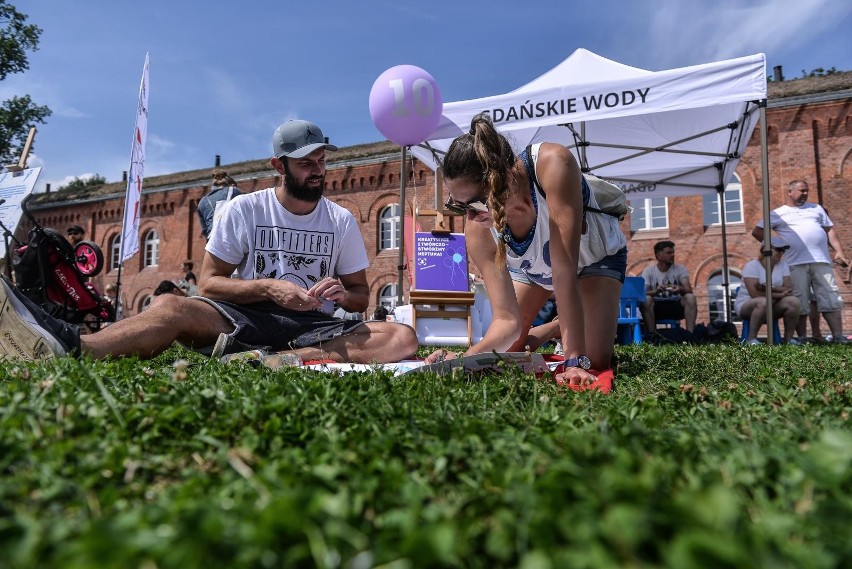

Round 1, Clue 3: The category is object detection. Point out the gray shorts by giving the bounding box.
[193,297,364,350]
[790,263,843,314]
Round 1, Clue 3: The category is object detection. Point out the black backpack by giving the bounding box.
[705,319,739,344]
[645,327,698,345]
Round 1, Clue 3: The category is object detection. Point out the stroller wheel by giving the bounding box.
[74,241,105,277]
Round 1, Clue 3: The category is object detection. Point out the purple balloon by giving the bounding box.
[369,65,443,147]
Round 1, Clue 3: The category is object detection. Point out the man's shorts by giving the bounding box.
[192,297,364,350]
[509,246,628,287]
[789,263,843,315]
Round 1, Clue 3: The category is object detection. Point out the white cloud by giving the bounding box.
[647,0,850,67]
[0,76,88,119]
[202,67,251,114]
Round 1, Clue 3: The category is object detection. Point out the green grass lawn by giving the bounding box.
[1,343,851,568]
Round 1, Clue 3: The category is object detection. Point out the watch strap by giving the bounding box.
[555,355,591,373]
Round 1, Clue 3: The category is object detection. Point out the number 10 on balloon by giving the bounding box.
[369,64,443,147]
[388,78,436,117]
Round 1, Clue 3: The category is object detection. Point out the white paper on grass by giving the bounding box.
[302,352,551,377]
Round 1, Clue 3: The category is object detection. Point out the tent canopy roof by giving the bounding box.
[411,48,767,199]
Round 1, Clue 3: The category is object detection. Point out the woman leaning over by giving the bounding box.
[425,114,627,388]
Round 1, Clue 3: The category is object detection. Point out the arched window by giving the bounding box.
[702,173,744,226]
[708,270,742,322]
[143,229,159,267]
[109,234,121,271]
[380,204,401,250]
[379,284,398,309]
[630,197,668,231]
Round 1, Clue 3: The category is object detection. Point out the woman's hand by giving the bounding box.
[424,349,461,364]
[554,367,597,388]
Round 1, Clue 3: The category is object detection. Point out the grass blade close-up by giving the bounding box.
[1,343,851,568]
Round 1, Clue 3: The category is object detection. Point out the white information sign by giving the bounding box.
[0,167,41,258]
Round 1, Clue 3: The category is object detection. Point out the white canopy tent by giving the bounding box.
[408,49,775,330]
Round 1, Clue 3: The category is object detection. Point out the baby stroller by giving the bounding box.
[5,194,115,331]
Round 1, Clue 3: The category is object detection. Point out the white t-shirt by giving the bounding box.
[640,263,690,296]
[734,258,791,315]
[755,203,833,266]
[206,189,369,313]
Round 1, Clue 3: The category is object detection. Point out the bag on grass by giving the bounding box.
[706,319,739,344]
[646,327,698,345]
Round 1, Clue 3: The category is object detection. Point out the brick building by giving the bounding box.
[22,70,852,333]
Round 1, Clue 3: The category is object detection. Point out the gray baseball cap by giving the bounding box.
[272,120,338,159]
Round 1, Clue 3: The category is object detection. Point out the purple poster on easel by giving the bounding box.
[414,232,469,292]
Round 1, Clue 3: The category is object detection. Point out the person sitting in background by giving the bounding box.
[371,306,389,321]
[197,169,243,240]
[103,283,117,307]
[640,240,697,333]
[66,225,85,246]
[153,280,186,297]
[181,260,197,285]
[735,237,801,345]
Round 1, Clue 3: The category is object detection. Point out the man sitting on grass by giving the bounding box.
[0,120,418,365]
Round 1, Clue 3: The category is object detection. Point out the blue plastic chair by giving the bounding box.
[616,276,645,345]
[741,319,782,343]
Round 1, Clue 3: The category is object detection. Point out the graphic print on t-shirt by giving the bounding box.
[253,225,332,287]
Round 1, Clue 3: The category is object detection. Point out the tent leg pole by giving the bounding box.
[759,101,775,345]
[719,185,731,323]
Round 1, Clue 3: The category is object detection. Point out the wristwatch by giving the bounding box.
[562,355,591,370]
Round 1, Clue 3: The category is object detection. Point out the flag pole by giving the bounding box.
[115,52,150,319]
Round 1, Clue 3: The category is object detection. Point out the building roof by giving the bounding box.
[30,70,851,208]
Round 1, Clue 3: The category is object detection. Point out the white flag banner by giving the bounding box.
[119,53,149,263]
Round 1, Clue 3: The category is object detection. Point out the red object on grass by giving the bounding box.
[545,354,614,394]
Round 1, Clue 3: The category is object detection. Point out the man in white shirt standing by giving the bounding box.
[752,179,850,343]
[640,240,698,334]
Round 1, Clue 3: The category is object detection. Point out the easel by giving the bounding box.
[409,290,475,344]
[5,127,36,173]
[409,167,475,345]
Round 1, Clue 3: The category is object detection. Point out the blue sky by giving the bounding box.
[4,0,851,193]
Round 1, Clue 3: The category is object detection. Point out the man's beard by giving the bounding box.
[283,162,325,202]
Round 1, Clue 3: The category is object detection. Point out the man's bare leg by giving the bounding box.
[642,295,656,333]
[682,293,697,332]
[82,295,232,359]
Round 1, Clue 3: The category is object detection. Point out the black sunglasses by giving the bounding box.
[444,196,489,215]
